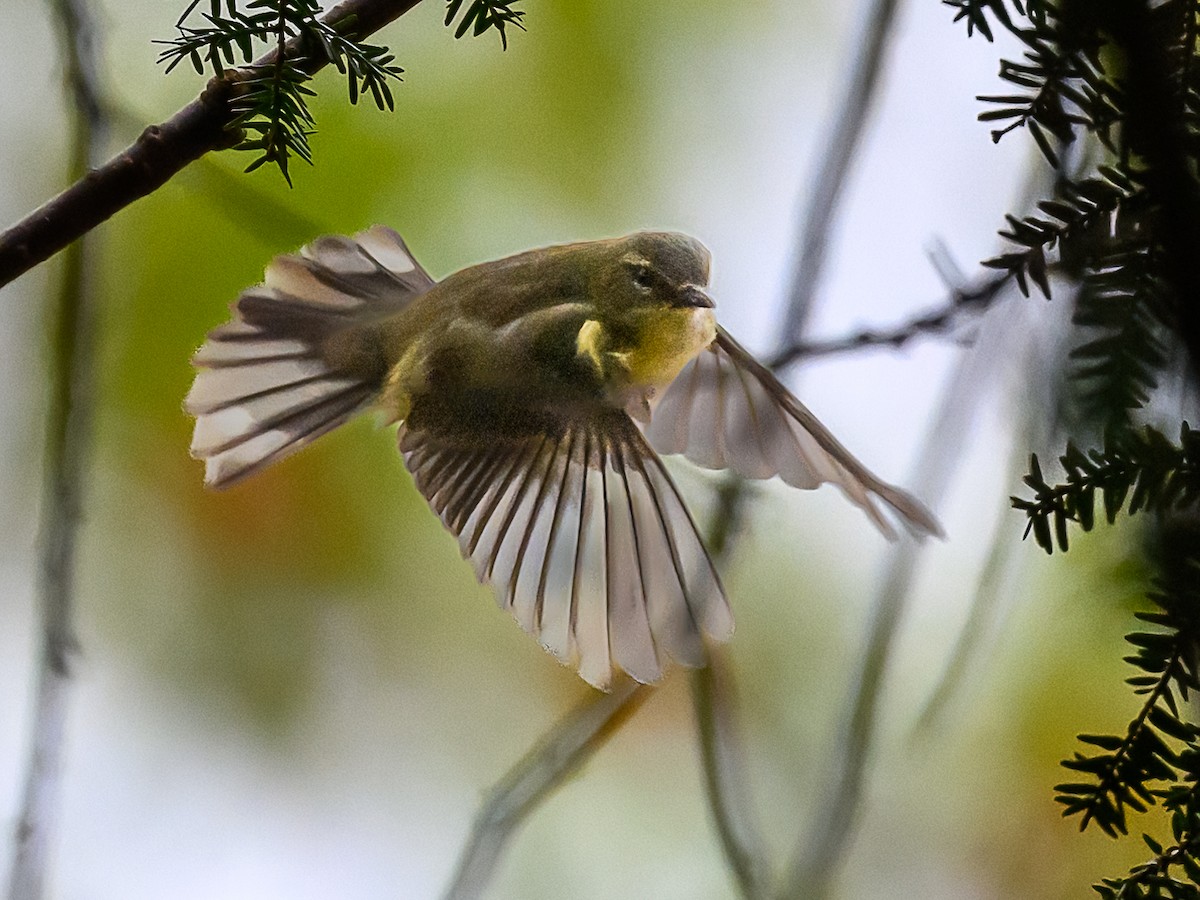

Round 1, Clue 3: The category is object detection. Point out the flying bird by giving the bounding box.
[186,228,940,688]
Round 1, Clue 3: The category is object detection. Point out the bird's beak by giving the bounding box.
[676,285,715,309]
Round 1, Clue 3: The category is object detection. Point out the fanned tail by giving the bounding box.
[186,226,435,488]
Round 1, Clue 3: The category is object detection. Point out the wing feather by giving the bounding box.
[397,410,731,688]
[606,442,664,682]
[645,327,942,538]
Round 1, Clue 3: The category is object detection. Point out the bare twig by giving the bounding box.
[692,657,771,900]
[767,269,1012,370]
[441,681,652,900]
[0,0,424,289]
[692,1,915,892]
[7,0,107,896]
[778,0,905,344]
[911,460,1021,734]
[768,144,1056,897]
[688,479,771,900]
[912,271,1066,734]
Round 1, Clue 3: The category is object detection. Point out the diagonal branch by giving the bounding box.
[690,1,916,894]
[440,681,652,900]
[692,655,771,900]
[912,424,1031,734]
[777,0,905,344]
[0,0,424,290]
[777,291,1021,899]
[689,479,771,900]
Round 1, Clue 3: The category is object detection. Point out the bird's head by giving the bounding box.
[593,231,715,313]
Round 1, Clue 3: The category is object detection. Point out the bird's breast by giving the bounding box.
[620,308,717,391]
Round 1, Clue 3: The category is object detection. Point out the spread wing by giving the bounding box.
[644,327,941,538]
[397,407,732,689]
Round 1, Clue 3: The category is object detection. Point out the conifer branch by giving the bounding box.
[1055,547,1200,895]
[156,0,405,183]
[0,0,425,289]
[1014,425,1200,554]
[444,0,524,49]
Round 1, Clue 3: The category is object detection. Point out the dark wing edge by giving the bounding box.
[644,327,943,540]
[397,413,733,690]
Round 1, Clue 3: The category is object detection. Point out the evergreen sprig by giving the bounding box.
[445,0,525,50]
[970,2,1200,435]
[1055,555,1200,896]
[158,0,403,183]
[943,0,1049,41]
[1094,779,1200,899]
[1069,241,1174,430]
[981,167,1144,299]
[977,21,1114,166]
[1013,425,1200,554]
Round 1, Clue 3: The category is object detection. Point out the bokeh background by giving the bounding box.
[0,0,1163,897]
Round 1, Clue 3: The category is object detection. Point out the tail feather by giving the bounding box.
[190,377,368,456]
[186,226,435,489]
[192,336,312,368]
[187,359,332,414]
[196,382,376,487]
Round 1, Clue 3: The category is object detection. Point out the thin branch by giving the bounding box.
[767,269,1013,370]
[912,426,1030,734]
[763,143,1055,892]
[0,0,424,290]
[692,656,771,900]
[7,0,107,896]
[683,2,912,891]
[778,0,905,343]
[911,483,1018,734]
[440,680,652,900]
[689,479,771,900]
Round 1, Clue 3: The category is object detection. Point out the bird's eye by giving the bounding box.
[632,266,654,291]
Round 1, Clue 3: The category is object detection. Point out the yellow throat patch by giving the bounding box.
[576,309,716,393]
[622,308,717,390]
